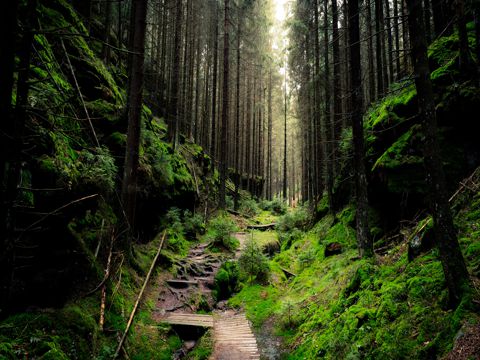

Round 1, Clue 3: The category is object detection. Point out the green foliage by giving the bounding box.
[366,85,417,129]
[183,210,206,238]
[259,198,288,215]
[372,124,423,171]
[214,261,240,300]
[186,330,213,360]
[276,207,310,249]
[229,285,280,328]
[228,192,480,359]
[140,122,200,199]
[239,197,260,218]
[276,207,310,233]
[204,215,239,251]
[162,208,205,254]
[77,147,117,193]
[238,239,270,284]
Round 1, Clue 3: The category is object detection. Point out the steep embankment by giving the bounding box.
[231,181,480,359]
[0,0,216,358]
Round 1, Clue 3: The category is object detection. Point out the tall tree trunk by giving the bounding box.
[375,0,385,96]
[169,0,182,149]
[393,0,402,79]
[283,60,288,200]
[121,0,148,240]
[313,0,323,203]
[431,0,447,37]
[323,0,334,211]
[332,0,343,181]
[406,0,470,307]
[268,72,273,200]
[366,0,376,102]
[402,0,410,75]
[102,0,112,64]
[424,0,432,43]
[476,6,480,82]
[210,3,219,160]
[385,0,395,84]
[0,0,30,314]
[234,12,242,211]
[455,0,471,73]
[219,0,230,209]
[349,0,372,257]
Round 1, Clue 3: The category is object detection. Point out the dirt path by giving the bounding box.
[153,243,223,318]
[154,233,261,359]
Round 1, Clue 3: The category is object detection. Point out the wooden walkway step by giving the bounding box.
[211,313,260,360]
[159,313,214,327]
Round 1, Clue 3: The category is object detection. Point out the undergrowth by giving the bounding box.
[229,199,480,359]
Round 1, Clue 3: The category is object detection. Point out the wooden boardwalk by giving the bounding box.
[211,312,260,360]
[158,311,260,359]
[160,313,214,327]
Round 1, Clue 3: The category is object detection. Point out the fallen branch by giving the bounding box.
[247,223,276,230]
[280,267,297,278]
[20,194,98,237]
[60,39,99,147]
[99,230,115,331]
[113,231,167,359]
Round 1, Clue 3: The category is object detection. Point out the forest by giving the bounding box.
[0,0,479,358]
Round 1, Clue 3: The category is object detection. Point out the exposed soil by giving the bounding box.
[443,323,480,360]
[153,233,282,359]
[153,243,224,318]
[255,317,285,360]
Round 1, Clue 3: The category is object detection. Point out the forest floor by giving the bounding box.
[152,231,263,359]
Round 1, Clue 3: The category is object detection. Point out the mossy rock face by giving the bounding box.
[364,25,480,234]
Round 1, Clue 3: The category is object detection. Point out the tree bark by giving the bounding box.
[406,0,470,306]
[349,0,372,257]
[375,0,386,96]
[219,0,230,209]
[169,0,183,149]
[332,0,343,180]
[210,3,219,160]
[121,0,148,239]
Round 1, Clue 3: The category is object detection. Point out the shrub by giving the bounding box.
[165,208,189,254]
[183,210,205,239]
[238,239,270,284]
[165,207,184,234]
[276,207,310,233]
[259,198,287,215]
[239,198,260,218]
[214,261,240,300]
[205,215,239,251]
[276,207,310,249]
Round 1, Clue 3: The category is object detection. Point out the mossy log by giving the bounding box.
[246,223,276,230]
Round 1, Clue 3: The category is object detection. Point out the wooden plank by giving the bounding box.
[159,313,214,327]
[212,313,260,360]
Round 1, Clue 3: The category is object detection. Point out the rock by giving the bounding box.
[215,300,229,310]
[407,226,434,261]
[262,241,280,257]
[325,242,342,257]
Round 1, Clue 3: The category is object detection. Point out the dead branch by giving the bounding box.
[60,39,100,147]
[113,231,167,359]
[19,194,99,239]
[99,229,115,331]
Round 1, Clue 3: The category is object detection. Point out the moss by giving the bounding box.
[187,330,213,359]
[229,285,280,328]
[230,194,480,360]
[372,124,423,171]
[366,85,417,129]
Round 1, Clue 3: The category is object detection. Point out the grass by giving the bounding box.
[228,198,480,359]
